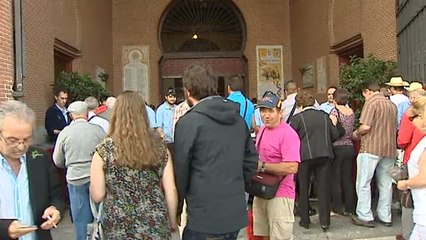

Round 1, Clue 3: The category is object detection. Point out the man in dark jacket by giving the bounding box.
[45,89,70,142]
[0,100,64,240]
[174,64,258,239]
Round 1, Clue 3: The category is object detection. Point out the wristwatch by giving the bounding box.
[261,162,266,173]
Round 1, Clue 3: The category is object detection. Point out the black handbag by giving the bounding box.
[246,128,285,200]
[401,189,413,209]
[246,172,284,200]
[334,108,346,138]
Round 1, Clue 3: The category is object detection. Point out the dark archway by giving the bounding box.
[158,0,248,100]
[159,0,246,54]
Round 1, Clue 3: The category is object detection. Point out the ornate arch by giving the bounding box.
[158,0,247,54]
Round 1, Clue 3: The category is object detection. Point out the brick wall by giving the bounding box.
[289,0,397,101]
[362,0,397,60]
[8,0,396,129]
[0,0,14,100]
[21,0,112,143]
[112,0,170,104]
[113,0,292,104]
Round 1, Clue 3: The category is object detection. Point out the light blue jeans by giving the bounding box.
[355,152,394,222]
[68,182,93,240]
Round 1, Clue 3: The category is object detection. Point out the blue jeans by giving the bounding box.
[68,182,93,240]
[182,227,239,240]
[355,153,394,222]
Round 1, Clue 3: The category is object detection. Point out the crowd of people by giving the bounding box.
[1,65,426,240]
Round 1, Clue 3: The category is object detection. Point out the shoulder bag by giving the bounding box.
[334,108,346,138]
[246,128,285,200]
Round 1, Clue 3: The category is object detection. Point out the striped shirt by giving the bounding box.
[359,93,397,158]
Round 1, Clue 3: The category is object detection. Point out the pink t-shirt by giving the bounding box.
[256,121,301,199]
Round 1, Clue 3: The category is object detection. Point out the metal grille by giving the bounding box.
[160,0,245,53]
[397,1,426,82]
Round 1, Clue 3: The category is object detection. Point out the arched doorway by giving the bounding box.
[158,0,247,102]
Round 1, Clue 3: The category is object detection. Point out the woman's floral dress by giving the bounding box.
[96,137,171,239]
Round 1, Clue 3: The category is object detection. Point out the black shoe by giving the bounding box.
[376,218,392,227]
[351,215,375,228]
[321,225,329,232]
[299,221,310,229]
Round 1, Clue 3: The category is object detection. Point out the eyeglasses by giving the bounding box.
[409,114,422,122]
[0,132,32,148]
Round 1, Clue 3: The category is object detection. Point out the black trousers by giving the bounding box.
[330,145,356,214]
[298,157,331,226]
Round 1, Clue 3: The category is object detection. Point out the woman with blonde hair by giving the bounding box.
[90,91,178,239]
[398,96,426,240]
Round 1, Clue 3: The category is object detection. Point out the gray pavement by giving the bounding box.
[52,209,402,240]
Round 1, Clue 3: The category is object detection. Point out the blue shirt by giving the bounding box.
[156,102,176,143]
[0,155,36,240]
[397,101,411,129]
[146,105,158,128]
[227,91,255,129]
[320,102,335,114]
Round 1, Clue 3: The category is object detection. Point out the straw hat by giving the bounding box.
[385,76,409,87]
[405,82,423,92]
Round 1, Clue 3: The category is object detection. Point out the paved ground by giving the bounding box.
[52,209,402,240]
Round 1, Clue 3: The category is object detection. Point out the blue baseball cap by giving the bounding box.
[257,92,282,109]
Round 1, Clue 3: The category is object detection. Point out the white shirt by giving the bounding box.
[390,94,410,108]
[408,136,426,225]
[88,111,109,133]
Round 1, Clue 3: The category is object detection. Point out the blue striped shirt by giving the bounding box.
[0,154,35,240]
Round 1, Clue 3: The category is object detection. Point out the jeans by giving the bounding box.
[182,227,239,240]
[355,153,394,222]
[331,145,356,214]
[68,182,93,240]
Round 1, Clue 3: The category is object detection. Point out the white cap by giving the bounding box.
[67,101,88,114]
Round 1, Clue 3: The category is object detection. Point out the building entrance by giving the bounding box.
[158,0,248,100]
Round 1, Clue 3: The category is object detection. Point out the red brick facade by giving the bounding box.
[0,0,14,100]
[0,0,397,142]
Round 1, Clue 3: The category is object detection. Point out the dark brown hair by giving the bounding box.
[296,90,315,108]
[182,64,217,100]
[361,81,380,92]
[333,88,349,105]
[226,75,244,92]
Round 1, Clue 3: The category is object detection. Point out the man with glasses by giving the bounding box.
[0,100,64,240]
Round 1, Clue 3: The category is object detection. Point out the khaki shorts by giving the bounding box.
[253,197,295,240]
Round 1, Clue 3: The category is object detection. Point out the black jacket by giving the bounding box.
[290,109,339,161]
[45,104,69,142]
[0,146,65,240]
[173,96,258,234]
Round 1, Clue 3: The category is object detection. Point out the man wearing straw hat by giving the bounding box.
[385,76,410,127]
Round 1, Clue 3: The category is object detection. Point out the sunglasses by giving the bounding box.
[409,114,422,122]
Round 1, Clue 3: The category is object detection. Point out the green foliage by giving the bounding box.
[53,72,109,101]
[339,55,397,124]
